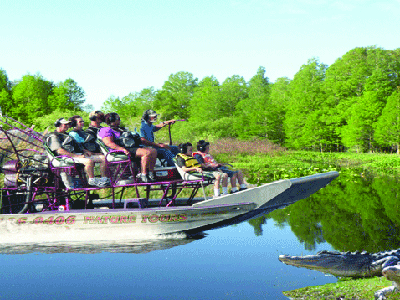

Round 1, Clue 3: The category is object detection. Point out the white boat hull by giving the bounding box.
[0,171,339,235]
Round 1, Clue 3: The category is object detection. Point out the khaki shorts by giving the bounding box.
[87,154,105,163]
[72,154,105,164]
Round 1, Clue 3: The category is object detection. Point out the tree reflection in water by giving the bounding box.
[248,169,400,253]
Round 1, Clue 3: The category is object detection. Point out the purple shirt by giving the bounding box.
[98,127,121,140]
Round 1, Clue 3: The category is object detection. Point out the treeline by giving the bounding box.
[0,72,89,125]
[101,46,400,153]
[2,46,400,153]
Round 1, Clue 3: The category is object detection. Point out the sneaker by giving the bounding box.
[239,187,248,191]
[98,177,111,187]
[148,172,156,182]
[137,173,149,183]
[88,178,98,186]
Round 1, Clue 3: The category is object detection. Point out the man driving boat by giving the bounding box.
[140,109,179,167]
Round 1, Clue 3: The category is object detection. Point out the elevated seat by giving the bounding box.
[44,144,87,189]
[172,158,214,202]
[173,158,214,183]
[96,138,137,186]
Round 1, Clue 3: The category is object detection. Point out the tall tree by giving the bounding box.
[341,91,385,152]
[187,76,225,138]
[284,58,328,150]
[0,69,12,114]
[11,74,54,124]
[63,78,85,109]
[268,77,291,145]
[234,67,270,139]
[324,46,400,151]
[101,87,156,130]
[47,79,85,111]
[374,89,400,153]
[154,71,197,120]
[323,47,370,144]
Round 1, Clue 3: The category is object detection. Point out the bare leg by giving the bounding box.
[230,173,237,189]
[148,148,157,172]
[83,159,95,178]
[214,174,221,190]
[221,173,229,187]
[237,170,244,185]
[136,148,156,175]
[87,154,107,178]
[96,155,107,177]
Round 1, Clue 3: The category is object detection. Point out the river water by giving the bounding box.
[0,215,336,299]
[3,170,395,299]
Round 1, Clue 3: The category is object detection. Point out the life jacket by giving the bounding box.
[84,127,101,153]
[192,152,219,169]
[44,131,84,155]
[177,153,201,169]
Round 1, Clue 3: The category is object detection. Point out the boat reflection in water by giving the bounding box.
[0,223,206,254]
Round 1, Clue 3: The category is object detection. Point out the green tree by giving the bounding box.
[47,79,86,111]
[11,74,54,125]
[33,108,89,133]
[101,87,156,130]
[284,58,328,150]
[323,46,400,151]
[234,66,270,139]
[0,69,12,114]
[341,91,385,152]
[374,89,400,153]
[186,76,222,139]
[64,78,85,109]
[154,71,197,120]
[219,75,248,117]
[267,77,291,145]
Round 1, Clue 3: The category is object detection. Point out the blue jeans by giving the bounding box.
[156,145,179,166]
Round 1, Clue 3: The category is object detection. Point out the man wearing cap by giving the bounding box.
[44,118,102,187]
[140,109,179,166]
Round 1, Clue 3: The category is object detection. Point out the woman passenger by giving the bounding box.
[98,112,157,183]
[68,115,109,187]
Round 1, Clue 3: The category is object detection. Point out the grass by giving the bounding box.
[283,276,400,300]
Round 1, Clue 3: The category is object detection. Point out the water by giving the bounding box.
[5,170,396,300]
[0,217,336,300]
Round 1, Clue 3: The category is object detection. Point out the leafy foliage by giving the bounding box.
[3,46,400,154]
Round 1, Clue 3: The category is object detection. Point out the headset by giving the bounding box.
[69,115,81,128]
[197,140,209,152]
[142,109,158,122]
[179,142,192,154]
[54,118,63,127]
[89,110,104,121]
[105,112,120,125]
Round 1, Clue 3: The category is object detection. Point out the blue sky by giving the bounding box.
[1,0,399,110]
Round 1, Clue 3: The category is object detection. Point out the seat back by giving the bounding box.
[96,139,130,162]
[173,158,211,181]
[43,143,86,189]
[96,138,137,186]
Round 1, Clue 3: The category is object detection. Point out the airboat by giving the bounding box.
[0,114,339,235]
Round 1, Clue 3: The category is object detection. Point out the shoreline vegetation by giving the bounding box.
[211,138,400,179]
[210,138,400,300]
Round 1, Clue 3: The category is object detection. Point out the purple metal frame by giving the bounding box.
[0,114,212,214]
